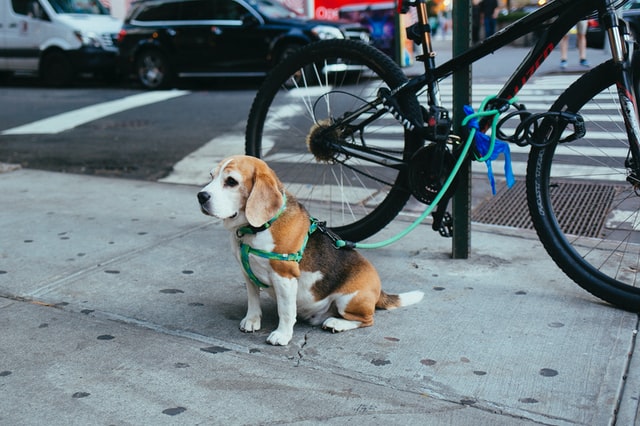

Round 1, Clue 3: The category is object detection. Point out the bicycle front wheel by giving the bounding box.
[245,39,423,242]
[527,61,640,311]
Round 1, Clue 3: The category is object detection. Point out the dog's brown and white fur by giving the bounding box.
[198,155,424,345]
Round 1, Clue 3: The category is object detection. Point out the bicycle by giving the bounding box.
[245,0,640,312]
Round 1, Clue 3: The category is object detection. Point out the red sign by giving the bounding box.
[313,0,394,21]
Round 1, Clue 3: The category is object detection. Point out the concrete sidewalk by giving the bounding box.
[0,167,638,425]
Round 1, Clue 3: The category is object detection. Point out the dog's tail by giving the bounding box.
[376,290,424,310]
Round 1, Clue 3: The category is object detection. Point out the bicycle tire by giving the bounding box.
[245,39,423,242]
[527,60,640,312]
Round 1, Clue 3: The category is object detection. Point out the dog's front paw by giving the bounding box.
[240,316,261,332]
[267,330,293,346]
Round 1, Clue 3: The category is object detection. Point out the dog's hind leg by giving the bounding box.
[322,291,375,332]
[322,317,363,332]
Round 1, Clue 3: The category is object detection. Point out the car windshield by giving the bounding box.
[250,0,301,19]
[623,0,640,9]
[48,0,110,14]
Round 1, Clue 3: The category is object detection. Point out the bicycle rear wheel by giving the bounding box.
[527,60,640,311]
[245,39,423,242]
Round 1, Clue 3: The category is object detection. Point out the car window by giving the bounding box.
[48,0,109,14]
[180,0,216,19]
[12,0,32,15]
[211,0,248,20]
[250,0,300,19]
[12,0,48,17]
[624,0,640,10]
[134,1,182,20]
[134,0,249,21]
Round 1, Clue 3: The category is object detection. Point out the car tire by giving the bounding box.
[40,51,74,87]
[275,43,304,65]
[0,71,13,82]
[135,49,173,90]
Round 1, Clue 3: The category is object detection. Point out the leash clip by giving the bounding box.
[315,220,355,250]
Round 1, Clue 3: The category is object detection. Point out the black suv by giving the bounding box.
[623,0,640,40]
[117,0,370,89]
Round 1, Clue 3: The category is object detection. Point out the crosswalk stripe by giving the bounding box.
[162,74,629,186]
[1,90,190,135]
[158,132,244,185]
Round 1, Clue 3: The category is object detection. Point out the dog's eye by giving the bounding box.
[225,177,238,187]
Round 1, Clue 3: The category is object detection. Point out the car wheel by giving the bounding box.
[0,71,13,82]
[135,49,173,90]
[276,44,304,65]
[40,51,74,87]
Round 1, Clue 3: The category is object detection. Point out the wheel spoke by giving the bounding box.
[246,40,422,241]
[528,61,640,311]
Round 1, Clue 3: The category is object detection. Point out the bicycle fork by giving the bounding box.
[604,6,640,188]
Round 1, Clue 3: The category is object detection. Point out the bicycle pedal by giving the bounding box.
[437,212,453,238]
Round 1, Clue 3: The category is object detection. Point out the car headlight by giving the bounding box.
[74,31,102,48]
[311,25,344,40]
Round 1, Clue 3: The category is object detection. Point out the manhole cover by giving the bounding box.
[472,180,617,238]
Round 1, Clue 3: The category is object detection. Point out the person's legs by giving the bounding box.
[577,20,589,66]
[484,16,495,38]
[560,34,569,68]
[577,34,588,65]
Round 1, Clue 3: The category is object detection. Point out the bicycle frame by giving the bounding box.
[416,0,603,101]
[308,0,640,196]
[417,1,638,139]
[244,0,640,310]
[333,0,640,180]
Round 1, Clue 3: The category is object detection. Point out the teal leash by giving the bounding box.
[237,95,516,284]
[334,95,517,250]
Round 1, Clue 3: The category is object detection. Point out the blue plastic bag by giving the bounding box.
[463,105,516,194]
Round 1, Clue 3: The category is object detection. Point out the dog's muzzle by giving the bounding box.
[197,191,211,205]
[197,191,238,219]
[197,191,212,215]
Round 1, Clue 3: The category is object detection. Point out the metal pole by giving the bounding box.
[451,0,472,259]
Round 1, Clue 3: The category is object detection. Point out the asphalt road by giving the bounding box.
[0,76,263,180]
[0,39,613,181]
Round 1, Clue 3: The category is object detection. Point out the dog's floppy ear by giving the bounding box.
[245,163,283,227]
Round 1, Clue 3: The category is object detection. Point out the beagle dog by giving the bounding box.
[197,155,424,346]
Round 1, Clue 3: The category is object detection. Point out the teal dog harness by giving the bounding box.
[236,194,318,289]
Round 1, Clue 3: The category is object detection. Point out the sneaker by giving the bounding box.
[560,59,567,69]
[580,59,589,67]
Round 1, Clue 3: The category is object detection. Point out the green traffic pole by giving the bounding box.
[451,0,472,259]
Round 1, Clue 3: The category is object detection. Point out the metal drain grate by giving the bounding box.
[472,180,617,238]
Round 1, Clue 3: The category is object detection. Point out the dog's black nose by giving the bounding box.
[197,191,211,205]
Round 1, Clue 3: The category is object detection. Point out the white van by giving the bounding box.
[0,0,122,85]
